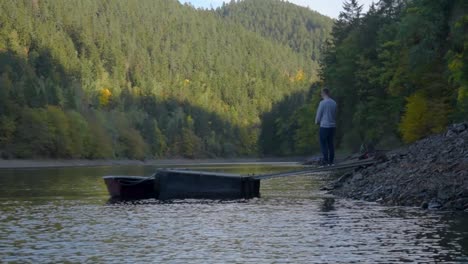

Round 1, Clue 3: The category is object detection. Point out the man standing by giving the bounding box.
[315,88,337,166]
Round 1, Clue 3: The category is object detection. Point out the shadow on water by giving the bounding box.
[106,198,252,206]
[443,213,468,257]
[320,197,336,212]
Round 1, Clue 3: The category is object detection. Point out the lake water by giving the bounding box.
[0,164,467,263]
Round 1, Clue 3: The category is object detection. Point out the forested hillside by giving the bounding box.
[260,0,468,156]
[0,0,332,159]
[217,0,333,74]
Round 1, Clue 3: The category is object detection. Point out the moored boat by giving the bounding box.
[103,176,155,200]
[103,169,260,201]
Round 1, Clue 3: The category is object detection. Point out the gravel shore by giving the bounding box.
[329,123,468,211]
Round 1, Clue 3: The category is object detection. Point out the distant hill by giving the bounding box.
[217,0,333,63]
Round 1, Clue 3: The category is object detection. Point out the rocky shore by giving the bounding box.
[328,123,468,211]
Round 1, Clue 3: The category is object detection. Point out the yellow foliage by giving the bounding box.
[99,88,112,107]
[294,69,305,82]
[399,92,449,143]
[183,79,191,86]
[459,85,468,103]
[131,86,142,97]
[287,69,306,83]
[399,92,429,143]
[186,115,194,127]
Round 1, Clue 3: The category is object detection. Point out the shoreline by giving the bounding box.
[0,158,305,169]
[327,123,468,211]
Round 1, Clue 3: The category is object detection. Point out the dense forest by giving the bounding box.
[261,0,468,156]
[217,0,333,67]
[0,0,332,159]
[0,0,466,160]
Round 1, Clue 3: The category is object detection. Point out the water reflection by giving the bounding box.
[320,197,336,212]
[0,165,467,263]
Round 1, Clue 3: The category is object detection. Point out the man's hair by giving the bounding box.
[322,88,330,96]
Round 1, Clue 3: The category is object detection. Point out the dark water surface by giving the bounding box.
[0,164,467,263]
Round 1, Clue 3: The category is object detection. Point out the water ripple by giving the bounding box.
[0,166,467,263]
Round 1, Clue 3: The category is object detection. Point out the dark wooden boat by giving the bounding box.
[103,176,155,200]
[103,169,260,201]
[155,169,260,200]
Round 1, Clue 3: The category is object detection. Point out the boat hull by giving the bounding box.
[103,176,156,200]
[103,170,260,201]
[156,169,260,200]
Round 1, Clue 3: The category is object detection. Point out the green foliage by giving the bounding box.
[259,85,321,156]
[46,106,72,158]
[66,111,90,158]
[318,0,464,149]
[14,108,51,158]
[140,118,167,158]
[218,0,333,67]
[447,2,468,121]
[180,128,202,159]
[0,116,15,150]
[85,118,114,159]
[261,0,467,155]
[0,0,332,159]
[118,128,148,161]
[4,0,462,159]
[293,97,321,155]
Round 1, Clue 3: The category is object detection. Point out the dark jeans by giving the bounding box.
[319,127,335,165]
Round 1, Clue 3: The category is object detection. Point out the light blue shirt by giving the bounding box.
[315,97,337,128]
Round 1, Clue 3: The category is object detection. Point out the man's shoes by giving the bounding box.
[318,161,329,168]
